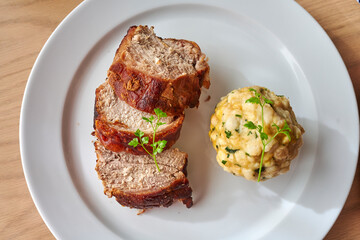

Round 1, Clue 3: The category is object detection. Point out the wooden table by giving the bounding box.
[1,0,359,239]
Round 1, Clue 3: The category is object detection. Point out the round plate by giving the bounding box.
[20,0,359,239]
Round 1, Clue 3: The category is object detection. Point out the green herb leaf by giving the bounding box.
[134,129,144,138]
[153,139,167,155]
[227,154,230,158]
[282,131,291,141]
[249,88,257,93]
[143,116,155,123]
[244,121,256,130]
[225,147,238,153]
[272,123,280,131]
[245,152,250,156]
[157,140,167,149]
[282,121,291,131]
[235,163,241,167]
[157,122,166,126]
[154,108,167,118]
[154,147,163,155]
[235,114,242,118]
[225,130,232,138]
[128,138,139,147]
[260,132,268,141]
[141,137,149,144]
[221,160,227,165]
[245,97,260,104]
[264,98,273,105]
[142,117,150,122]
[235,128,240,133]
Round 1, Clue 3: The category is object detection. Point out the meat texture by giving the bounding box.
[108,25,210,116]
[95,141,193,209]
[94,81,184,155]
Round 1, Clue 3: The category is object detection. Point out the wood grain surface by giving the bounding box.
[0,0,359,239]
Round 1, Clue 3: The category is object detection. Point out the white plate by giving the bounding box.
[20,0,359,239]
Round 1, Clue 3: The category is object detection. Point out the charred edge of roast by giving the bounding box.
[94,115,184,155]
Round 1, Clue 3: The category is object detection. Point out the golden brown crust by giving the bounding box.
[112,178,193,209]
[108,25,210,116]
[94,115,184,155]
[108,65,204,116]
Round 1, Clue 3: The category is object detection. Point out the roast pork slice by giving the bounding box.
[95,141,193,209]
[94,81,184,155]
[108,25,210,116]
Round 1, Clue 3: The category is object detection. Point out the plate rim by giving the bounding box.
[19,0,359,239]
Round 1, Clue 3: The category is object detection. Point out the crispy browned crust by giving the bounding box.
[94,83,184,155]
[108,26,210,116]
[94,142,193,209]
[112,178,193,209]
[94,115,184,155]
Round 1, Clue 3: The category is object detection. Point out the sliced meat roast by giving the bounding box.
[108,25,210,116]
[95,141,193,209]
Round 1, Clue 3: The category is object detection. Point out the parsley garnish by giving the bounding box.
[245,152,250,156]
[235,114,242,118]
[225,147,238,153]
[244,88,291,181]
[128,108,168,172]
[225,130,232,138]
[222,160,227,165]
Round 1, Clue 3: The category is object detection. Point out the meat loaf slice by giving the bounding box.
[108,25,210,116]
[94,81,184,155]
[95,141,193,209]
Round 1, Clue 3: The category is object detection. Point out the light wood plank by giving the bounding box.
[0,0,359,239]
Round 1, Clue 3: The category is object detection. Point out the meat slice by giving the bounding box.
[95,141,193,209]
[108,25,210,116]
[94,81,184,155]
